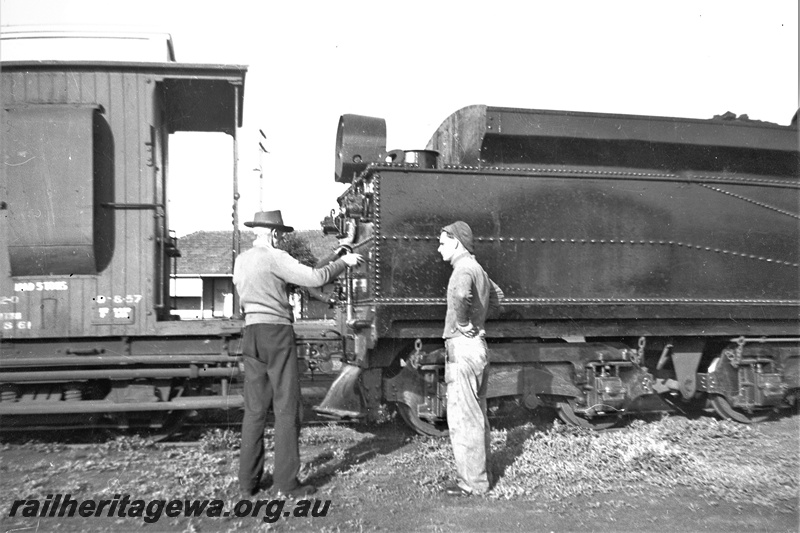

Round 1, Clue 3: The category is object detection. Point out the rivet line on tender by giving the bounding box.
[419,164,799,187]
[377,235,798,267]
[374,297,800,305]
[699,184,800,220]
[373,177,382,297]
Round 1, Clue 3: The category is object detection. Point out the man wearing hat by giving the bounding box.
[233,210,362,499]
[437,221,504,496]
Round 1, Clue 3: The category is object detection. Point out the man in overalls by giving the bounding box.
[438,221,503,496]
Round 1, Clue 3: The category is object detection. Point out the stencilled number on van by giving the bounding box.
[91,294,141,325]
[3,321,32,330]
[14,281,68,292]
[94,294,143,304]
[1,298,28,330]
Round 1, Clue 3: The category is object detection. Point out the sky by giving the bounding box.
[1,0,798,235]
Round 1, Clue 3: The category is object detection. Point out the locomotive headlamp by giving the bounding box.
[335,114,386,183]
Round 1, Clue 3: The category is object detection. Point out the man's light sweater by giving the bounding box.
[233,244,347,325]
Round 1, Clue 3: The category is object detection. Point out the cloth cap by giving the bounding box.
[442,221,474,253]
[244,210,294,232]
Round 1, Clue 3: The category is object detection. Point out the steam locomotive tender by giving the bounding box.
[315,105,800,434]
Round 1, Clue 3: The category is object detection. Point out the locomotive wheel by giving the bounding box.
[395,402,449,438]
[707,356,772,424]
[709,394,772,424]
[555,399,621,430]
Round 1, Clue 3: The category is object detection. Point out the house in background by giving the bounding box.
[170,230,337,320]
[169,231,247,319]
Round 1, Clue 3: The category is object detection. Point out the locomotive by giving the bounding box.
[315,105,800,434]
[1,36,798,436]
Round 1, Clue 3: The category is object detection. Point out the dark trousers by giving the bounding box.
[239,323,302,493]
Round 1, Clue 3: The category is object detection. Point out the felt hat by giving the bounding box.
[244,210,294,232]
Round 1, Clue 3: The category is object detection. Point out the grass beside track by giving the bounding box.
[1,412,797,531]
